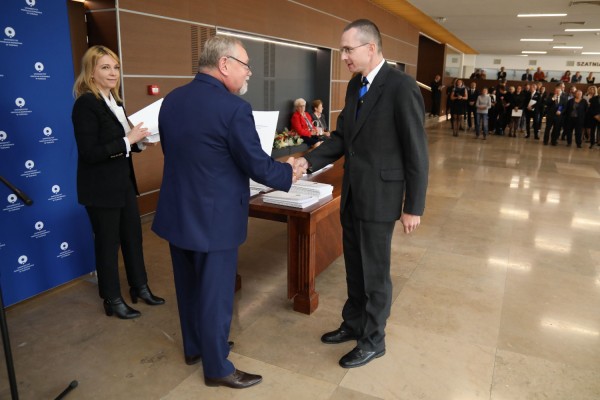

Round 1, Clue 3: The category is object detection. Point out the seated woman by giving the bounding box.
[310,99,330,137]
[560,70,571,83]
[290,98,322,147]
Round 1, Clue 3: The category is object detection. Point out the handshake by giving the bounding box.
[285,157,310,183]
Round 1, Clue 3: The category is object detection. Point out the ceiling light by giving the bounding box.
[520,38,554,42]
[518,13,567,17]
[553,46,583,49]
[582,52,600,54]
[522,51,547,54]
[565,28,600,31]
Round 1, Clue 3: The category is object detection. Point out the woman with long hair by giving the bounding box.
[72,45,165,319]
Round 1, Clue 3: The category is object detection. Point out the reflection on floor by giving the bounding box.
[2,123,600,399]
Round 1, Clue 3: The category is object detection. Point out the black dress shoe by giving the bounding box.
[205,369,262,389]
[185,341,234,365]
[130,284,165,306]
[321,328,359,344]
[103,298,141,319]
[339,347,385,368]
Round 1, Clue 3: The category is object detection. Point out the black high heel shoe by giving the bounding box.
[103,298,141,319]
[130,284,165,306]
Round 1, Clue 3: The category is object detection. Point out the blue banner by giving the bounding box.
[0,0,95,306]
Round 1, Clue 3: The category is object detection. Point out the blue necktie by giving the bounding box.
[359,76,369,100]
[357,76,368,117]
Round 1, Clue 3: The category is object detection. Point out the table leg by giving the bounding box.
[287,216,318,314]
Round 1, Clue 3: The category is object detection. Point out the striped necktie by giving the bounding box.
[357,76,369,117]
[359,76,369,100]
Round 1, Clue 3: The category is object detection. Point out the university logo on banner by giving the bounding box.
[14,254,34,273]
[39,126,58,144]
[21,159,41,178]
[49,184,66,202]
[58,241,74,259]
[1,27,23,47]
[21,0,42,16]
[31,61,50,81]
[3,193,24,212]
[0,130,15,150]
[31,220,50,239]
[11,97,32,116]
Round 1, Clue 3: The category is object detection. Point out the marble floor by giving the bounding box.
[2,121,600,399]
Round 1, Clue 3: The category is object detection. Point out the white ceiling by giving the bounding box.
[406,0,600,56]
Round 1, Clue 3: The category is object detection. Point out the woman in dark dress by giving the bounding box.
[450,79,467,136]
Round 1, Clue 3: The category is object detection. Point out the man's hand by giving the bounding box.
[400,213,421,234]
[294,157,309,177]
[286,157,299,183]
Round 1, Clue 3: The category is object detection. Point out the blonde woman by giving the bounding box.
[72,45,164,319]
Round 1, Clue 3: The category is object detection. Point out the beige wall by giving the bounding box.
[107,0,420,214]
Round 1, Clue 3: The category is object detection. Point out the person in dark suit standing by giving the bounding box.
[563,90,588,147]
[466,81,479,131]
[497,66,507,81]
[152,36,297,389]
[521,69,533,82]
[430,74,443,117]
[295,19,429,369]
[543,86,568,145]
[523,84,542,139]
[72,45,165,320]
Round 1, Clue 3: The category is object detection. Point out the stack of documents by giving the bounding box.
[289,181,333,200]
[262,191,318,208]
[249,179,271,196]
[129,98,163,143]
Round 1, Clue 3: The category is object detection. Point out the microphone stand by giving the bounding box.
[0,175,78,400]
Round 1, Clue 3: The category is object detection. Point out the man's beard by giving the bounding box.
[238,80,248,96]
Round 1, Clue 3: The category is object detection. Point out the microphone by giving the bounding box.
[55,380,78,400]
[0,175,34,206]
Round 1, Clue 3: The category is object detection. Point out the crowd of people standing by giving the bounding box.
[442,78,600,148]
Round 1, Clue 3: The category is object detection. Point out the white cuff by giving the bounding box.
[123,137,131,157]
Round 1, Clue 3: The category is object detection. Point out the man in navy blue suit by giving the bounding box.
[152,36,297,389]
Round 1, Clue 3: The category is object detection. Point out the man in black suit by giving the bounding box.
[466,81,479,130]
[295,19,429,369]
[523,84,542,139]
[521,69,533,82]
[543,86,568,145]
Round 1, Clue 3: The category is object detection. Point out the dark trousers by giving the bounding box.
[589,121,598,146]
[85,185,147,300]
[340,194,395,352]
[543,114,563,145]
[525,111,541,137]
[431,94,441,116]
[169,244,237,379]
[466,104,477,128]
[565,117,584,146]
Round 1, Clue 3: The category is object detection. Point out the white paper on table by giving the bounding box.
[129,98,164,136]
[252,111,279,156]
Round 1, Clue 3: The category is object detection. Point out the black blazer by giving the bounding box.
[305,62,429,222]
[72,92,140,207]
[564,99,588,124]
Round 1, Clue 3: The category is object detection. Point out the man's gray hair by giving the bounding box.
[343,19,382,54]
[199,36,242,70]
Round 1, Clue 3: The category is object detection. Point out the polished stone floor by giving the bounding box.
[2,122,600,399]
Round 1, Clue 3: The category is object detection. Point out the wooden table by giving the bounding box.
[248,158,344,314]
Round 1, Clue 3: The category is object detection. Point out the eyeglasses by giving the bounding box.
[226,55,251,72]
[339,43,370,55]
